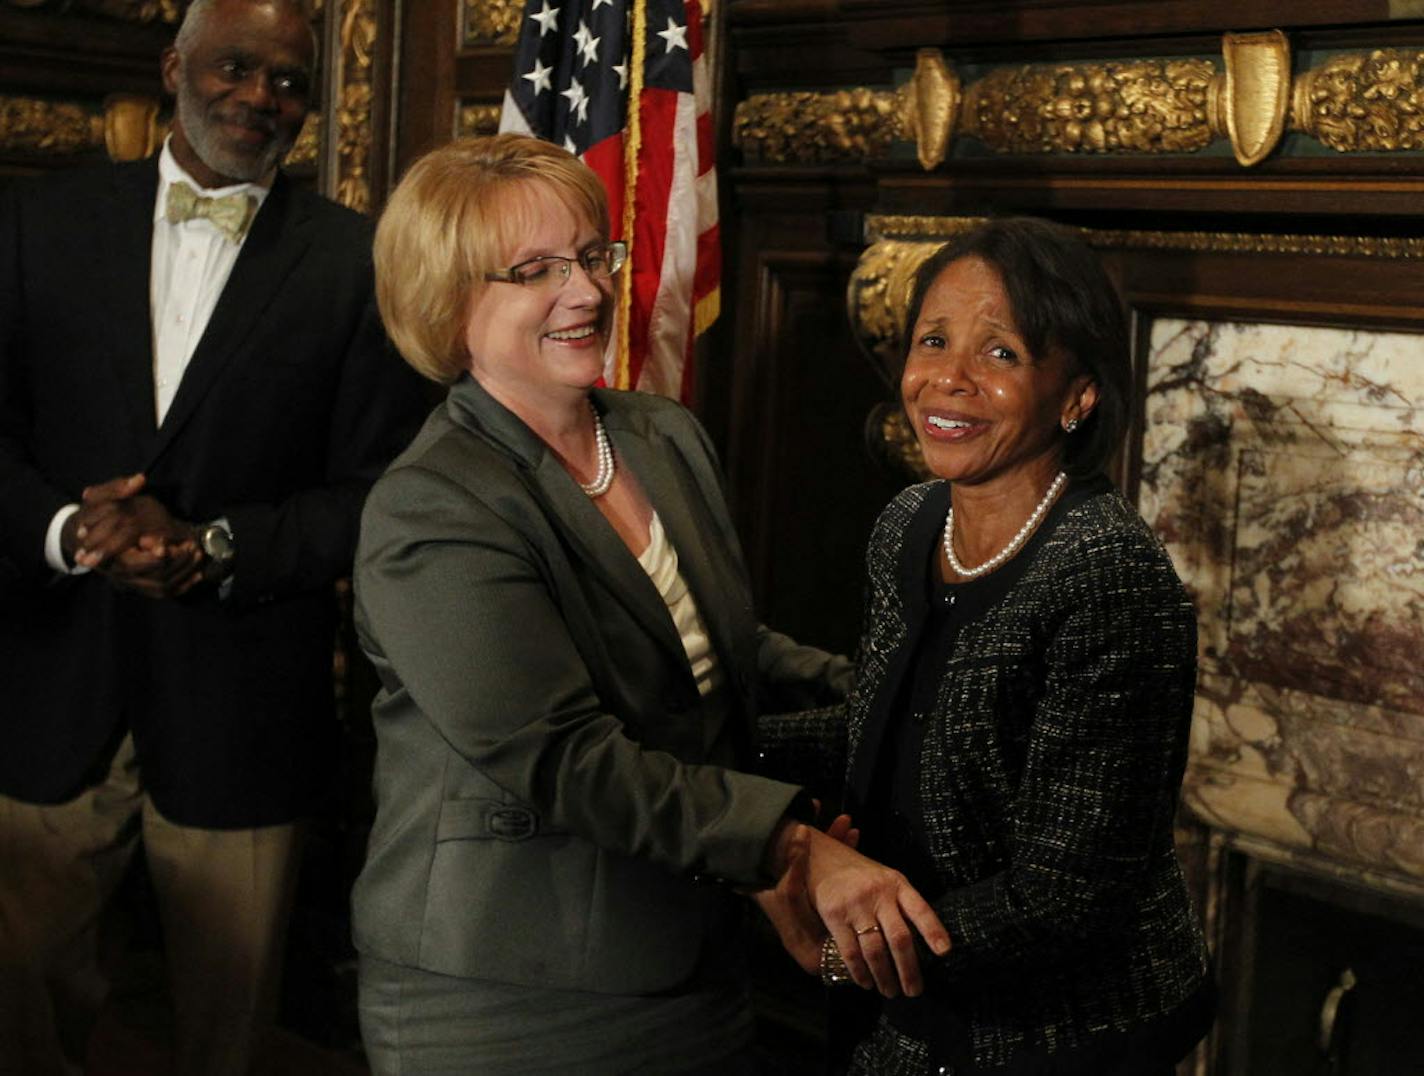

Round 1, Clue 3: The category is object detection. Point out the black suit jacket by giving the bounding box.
[0,157,427,827]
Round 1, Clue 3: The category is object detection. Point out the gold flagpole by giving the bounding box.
[615,0,647,389]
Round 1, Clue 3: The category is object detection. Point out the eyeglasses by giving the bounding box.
[484,241,628,289]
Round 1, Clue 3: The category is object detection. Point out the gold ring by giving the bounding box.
[854,924,882,936]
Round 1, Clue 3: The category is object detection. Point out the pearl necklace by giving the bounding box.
[578,406,616,498]
[943,471,1067,579]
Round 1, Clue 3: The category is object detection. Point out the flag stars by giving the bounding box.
[572,19,601,67]
[522,56,553,95]
[591,0,613,9]
[656,16,687,54]
[561,77,590,124]
[612,57,628,90]
[529,0,559,36]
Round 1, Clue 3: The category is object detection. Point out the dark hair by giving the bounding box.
[901,217,1131,478]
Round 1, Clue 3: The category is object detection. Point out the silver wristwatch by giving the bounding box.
[198,519,236,580]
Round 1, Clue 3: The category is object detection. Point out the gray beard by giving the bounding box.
[175,88,291,185]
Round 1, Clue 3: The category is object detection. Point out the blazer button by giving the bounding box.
[487,806,537,841]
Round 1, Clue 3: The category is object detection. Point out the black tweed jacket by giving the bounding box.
[762,480,1212,1074]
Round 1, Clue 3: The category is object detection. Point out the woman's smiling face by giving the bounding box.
[462,180,613,413]
[901,255,1096,490]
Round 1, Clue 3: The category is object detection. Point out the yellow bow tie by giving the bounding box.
[165,181,257,243]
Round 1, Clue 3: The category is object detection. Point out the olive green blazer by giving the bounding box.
[351,375,849,994]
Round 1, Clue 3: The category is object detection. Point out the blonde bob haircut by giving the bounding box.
[374,133,612,383]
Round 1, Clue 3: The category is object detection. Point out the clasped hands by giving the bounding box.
[756,812,950,999]
[59,473,207,599]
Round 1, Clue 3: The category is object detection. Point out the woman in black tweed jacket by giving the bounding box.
[759,219,1213,1074]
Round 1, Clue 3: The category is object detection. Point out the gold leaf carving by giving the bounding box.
[3,0,181,22]
[103,93,162,159]
[868,404,928,480]
[462,0,521,46]
[334,0,375,212]
[284,111,321,166]
[1219,30,1290,167]
[901,48,960,171]
[732,87,904,164]
[963,58,1217,154]
[0,95,104,154]
[865,215,1424,260]
[845,234,956,378]
[456,102,501,138]
[1291,48,1424,152]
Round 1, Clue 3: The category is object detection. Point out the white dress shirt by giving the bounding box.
[43,140,271,572]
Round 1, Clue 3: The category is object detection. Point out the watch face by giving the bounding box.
[202,524,234,562]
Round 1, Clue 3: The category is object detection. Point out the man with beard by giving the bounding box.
[0,1,425,1072]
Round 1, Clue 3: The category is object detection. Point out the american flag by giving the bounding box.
[500,0,720,401]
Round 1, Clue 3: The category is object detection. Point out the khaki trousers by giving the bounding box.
[0,736,301,1076]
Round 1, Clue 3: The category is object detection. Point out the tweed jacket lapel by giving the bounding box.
[103,160,162,448]
[444,378,689,672]
[847,480,947,806]
[146,173,312,467]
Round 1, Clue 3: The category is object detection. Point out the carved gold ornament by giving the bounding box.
[457,102,502,139]
[732,87,903,164]
[2,0,180,22]
[1217,30,1291,166]
[332,0,376,211]
[737,35,1424,168]
[103,93,163,159]
[901,48,960,170]
[0,95,103,154]
[865,214,1424,260]
[1291,48,1424,152]
[462,0,522,46]
[284,112,322,167]
[0,92,168,158]
[964,58,1217,155]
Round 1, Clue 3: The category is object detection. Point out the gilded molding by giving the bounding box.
[284,111,321,167]
[963,58,1217,155]
[0,93,167,159]
[845,235,944,376]
[732,87,903,164]
[901,48,959,170]
[456,102,502,139]
[1219,30,1291,166]
[0,95,103,154]
[736,36,1424,167]
[865,215,1424,260]
[332,0,376,212]
[868,403,928,480]
[461,0,521,47]
[1291,48,1424,152]
[103,93,163,159]
[3,0,180,22]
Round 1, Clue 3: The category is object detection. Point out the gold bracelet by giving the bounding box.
[819,936,852,986]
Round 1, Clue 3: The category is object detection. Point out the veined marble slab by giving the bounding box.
[1141,318,1424,888]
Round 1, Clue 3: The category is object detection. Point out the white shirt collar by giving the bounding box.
[154,137,274,225]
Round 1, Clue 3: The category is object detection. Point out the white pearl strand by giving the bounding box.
[943,470,1067,579]
[579,405,616,498]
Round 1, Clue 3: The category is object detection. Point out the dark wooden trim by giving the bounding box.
[392,0,458,181]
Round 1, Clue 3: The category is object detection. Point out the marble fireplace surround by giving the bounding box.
[1140,319,1424,900]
